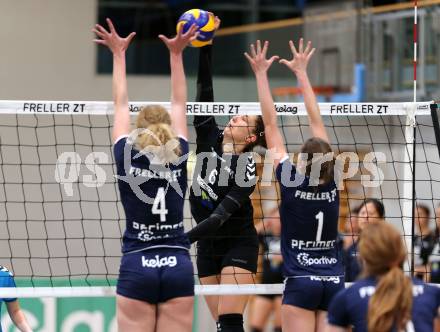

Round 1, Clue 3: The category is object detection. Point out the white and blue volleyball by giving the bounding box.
[177,9,216,47]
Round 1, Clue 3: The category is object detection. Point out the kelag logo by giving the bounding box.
[275,104,298,114]
[2,297,117,332]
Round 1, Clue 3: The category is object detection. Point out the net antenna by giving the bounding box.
[406,0,418,276]
[430,103,440,158]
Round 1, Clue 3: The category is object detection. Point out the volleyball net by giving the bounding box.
[0,100,438,298]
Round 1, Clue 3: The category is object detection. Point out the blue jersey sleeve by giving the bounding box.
[0,267,17,302]
[178,137,189,157]
[327,289,350,328]
[276,157,297,186]
[113,136,129,171]
[437,286,440,313]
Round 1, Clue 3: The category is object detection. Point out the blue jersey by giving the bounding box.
[344,241,361,282]
[0,266,17,332]
[276,157,343,278]
[114,136,190,253]
[328,277,440,332]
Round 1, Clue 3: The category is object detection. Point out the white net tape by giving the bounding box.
[0,100,432,116]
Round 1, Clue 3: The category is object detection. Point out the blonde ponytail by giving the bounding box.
[134,105,181,164]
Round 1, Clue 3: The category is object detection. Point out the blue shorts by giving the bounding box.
[282,276,344,311]
[117,248,194,304]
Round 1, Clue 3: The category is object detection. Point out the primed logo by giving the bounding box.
[142,255,177,268]
[296,253,337,266]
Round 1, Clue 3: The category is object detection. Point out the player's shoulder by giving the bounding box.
[413,278,439,297]
[0,265,14,278]
[347,277,376,297]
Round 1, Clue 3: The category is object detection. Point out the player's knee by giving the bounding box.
[274,327,282,332]
[217,314,244,332]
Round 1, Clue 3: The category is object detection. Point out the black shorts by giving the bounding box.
[196,233,259,278]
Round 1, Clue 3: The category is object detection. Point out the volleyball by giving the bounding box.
[177,9,216,47]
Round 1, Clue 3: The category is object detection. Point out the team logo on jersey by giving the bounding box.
[200,190,214,209]
[142,255,177,268]
[291,239,336,250]
[245,156,256,181]
[197,175,218,201]
[297,253,337,266]
[137,229,155,242]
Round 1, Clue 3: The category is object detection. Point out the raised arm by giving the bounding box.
[193,17,221,144]
[196,16,220,104]
[280,39,329,143]
[245,40,286,167]
[159,25,198,139]
[93,18,136,143]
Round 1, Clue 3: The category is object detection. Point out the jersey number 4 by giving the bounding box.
[152,187,168,222]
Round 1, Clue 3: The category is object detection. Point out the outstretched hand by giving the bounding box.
[209,14,221,31]
[159,24,199,54]
[93,18,136,55]
[244,40,279,75]
[279,38,315,75]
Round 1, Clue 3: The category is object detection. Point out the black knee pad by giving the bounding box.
[217,314,244,332]
[274,328,282,332]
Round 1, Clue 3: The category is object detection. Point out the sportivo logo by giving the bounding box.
[297,253,337,266]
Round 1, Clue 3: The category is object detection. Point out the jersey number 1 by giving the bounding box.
[152,187,168,222]
[315,211,324,242]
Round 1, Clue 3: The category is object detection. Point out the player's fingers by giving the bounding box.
[262,40,269,57]
[279,58,289,67]
[214,16,221,30]
[106,18,116,34]
[256,40,262,55]
[299,38,304,54]
[92,28,106,39]
[182,24,196,39]
[307,48,316,61]
[158,34,169,44]
[190,24,198,36]
[244,52,254,64]
[250,43,257,58]
[189,32,199,42]
[95,24,109,36]
[93,39,107,45]
[269,55,280,64]
[304,41,312,55]
[126,32,136,44]
[289,40,298,56]
[177,23,184,37]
